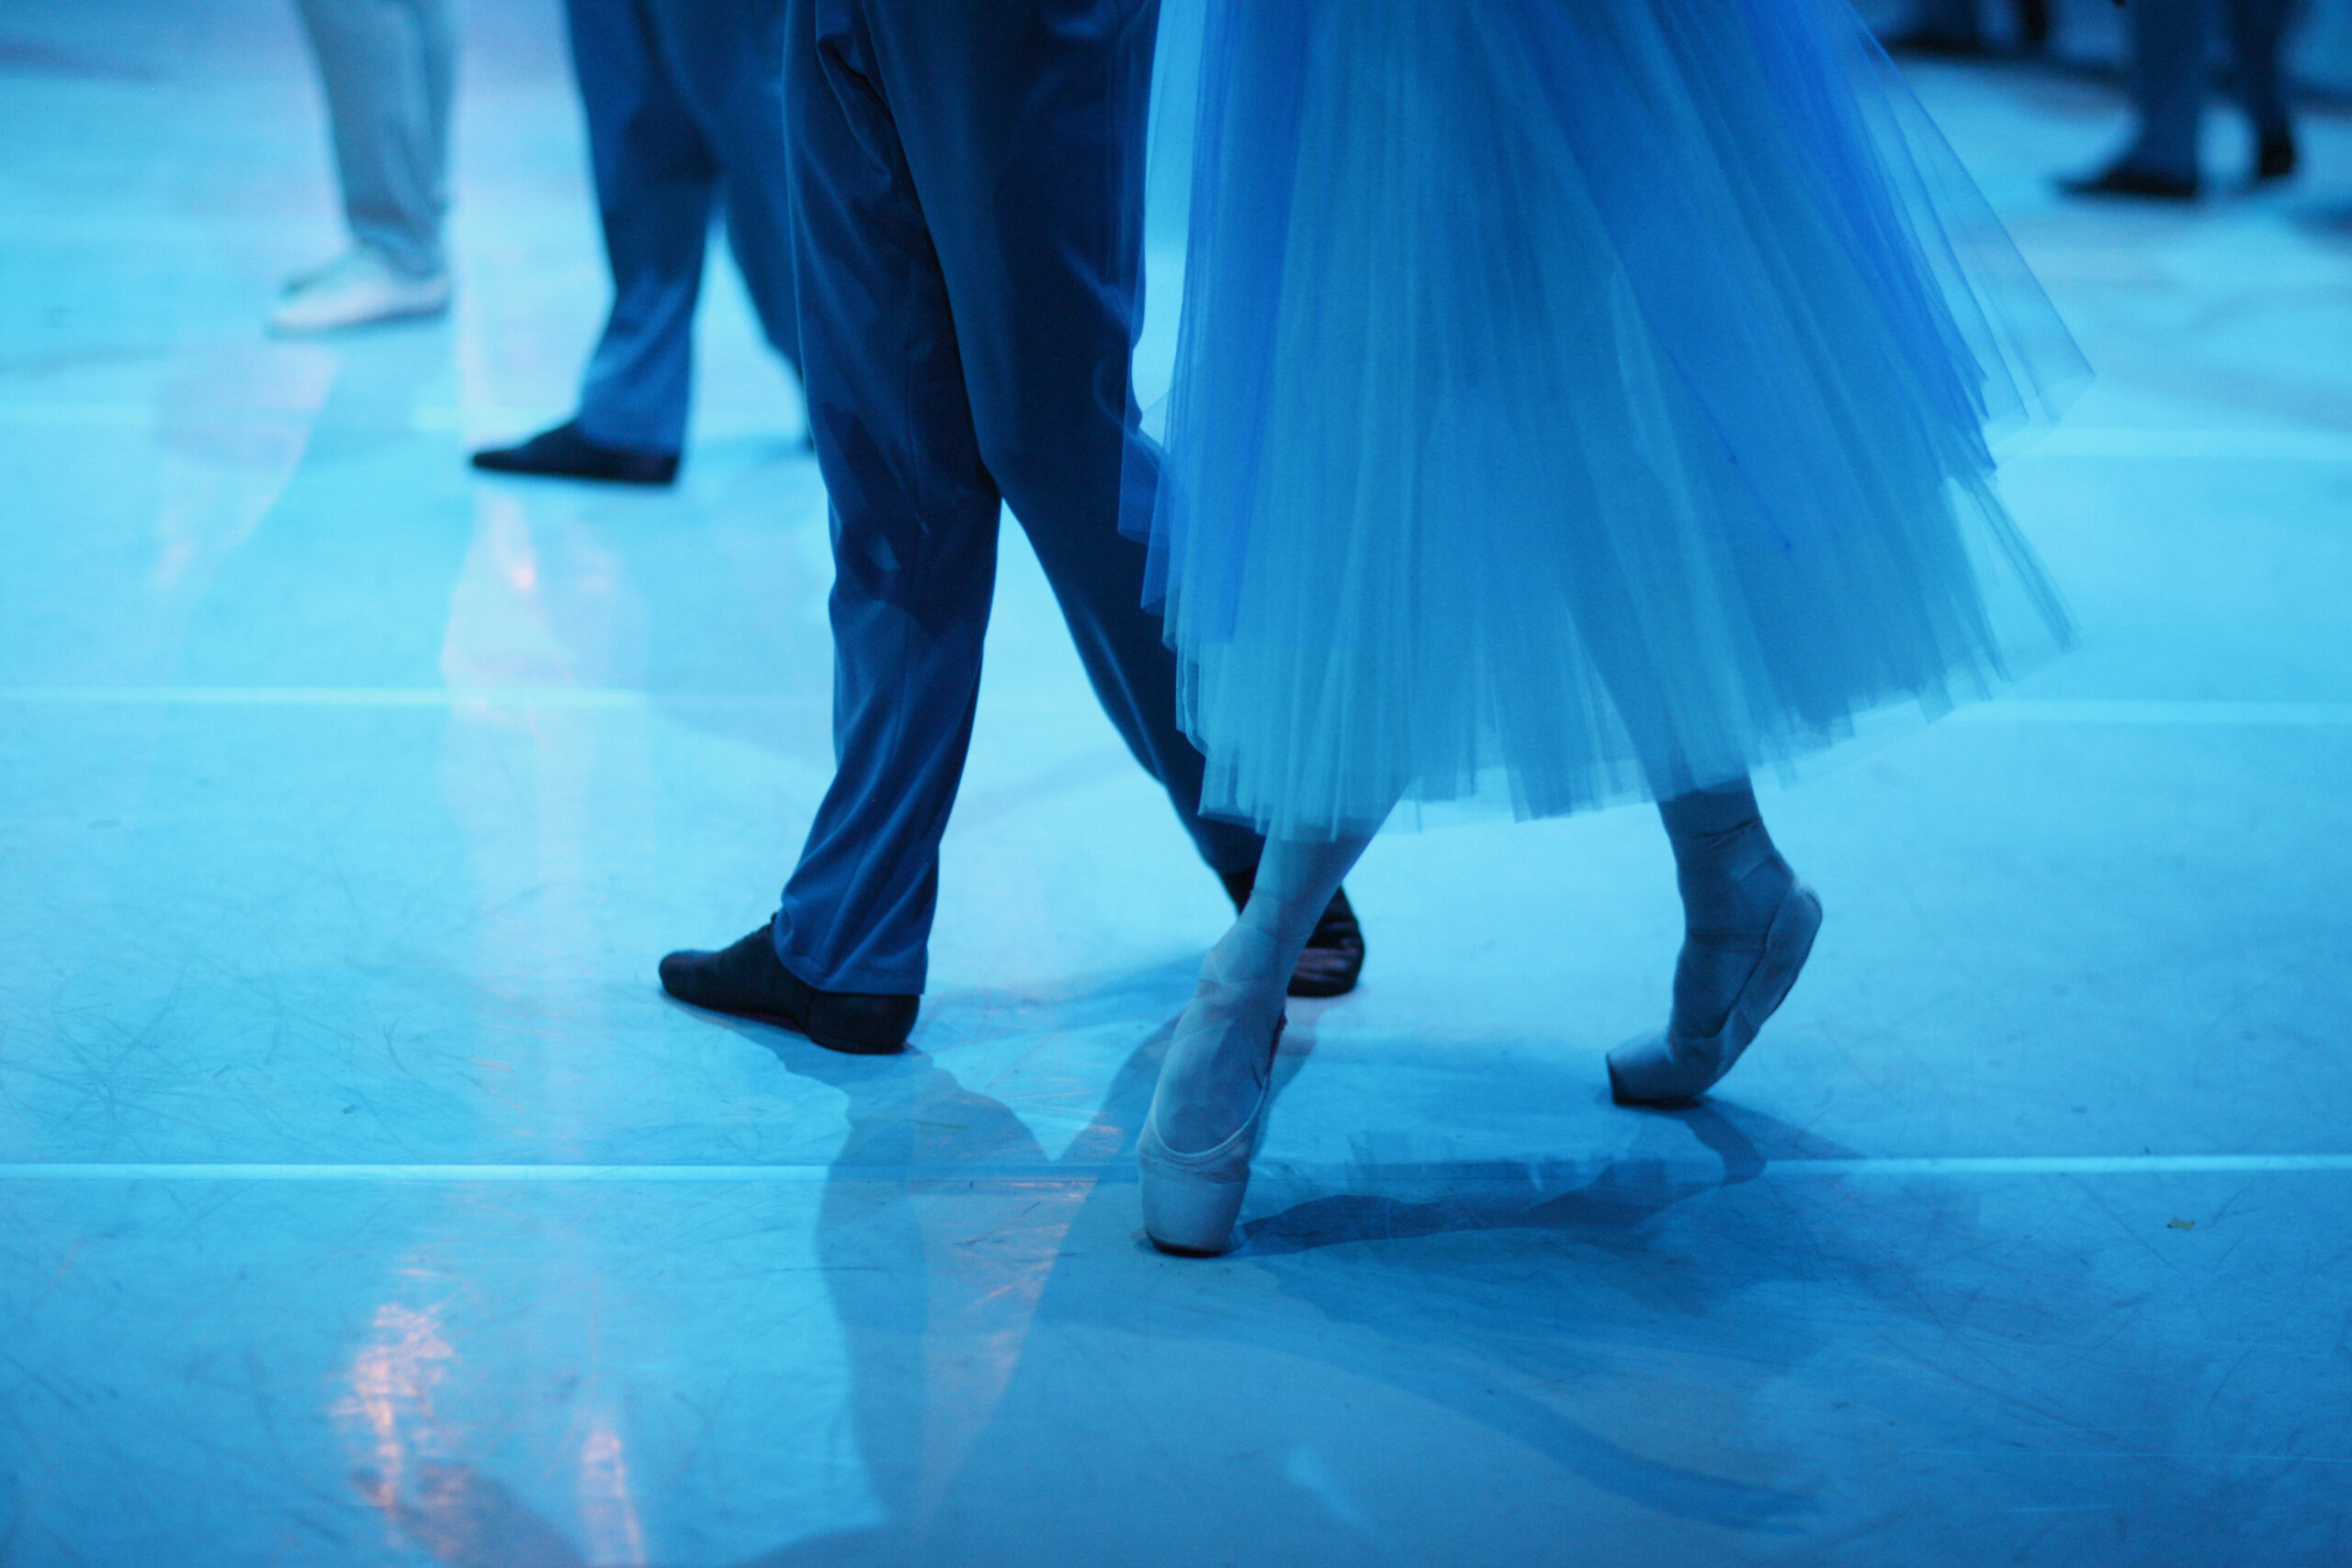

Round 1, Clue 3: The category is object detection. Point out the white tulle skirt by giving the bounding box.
[1127,0,2085,840]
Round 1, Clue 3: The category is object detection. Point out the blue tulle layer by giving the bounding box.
[1127,0,2086,840]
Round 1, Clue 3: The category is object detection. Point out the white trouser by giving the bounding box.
[292,0,457,278]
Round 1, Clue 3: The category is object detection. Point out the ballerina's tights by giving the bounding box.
[1171,782,1785,1134]
[1238,786,1786,1042]
[1659,781,1795,1039]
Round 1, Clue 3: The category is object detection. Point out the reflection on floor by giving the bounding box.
[3,2,2350,1564]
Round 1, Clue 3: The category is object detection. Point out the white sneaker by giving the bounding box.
[268,248,449,335]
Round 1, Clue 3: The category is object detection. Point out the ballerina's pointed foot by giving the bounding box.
[1137,1073,1270,1256]
[1609,882,1823,1106]
[1139,927,1290,1256]
[1139,1011,1287,1255]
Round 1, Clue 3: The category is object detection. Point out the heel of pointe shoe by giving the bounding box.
[1138,1121,1260,1256]
[1138,1018,1283,1256]
[1609,884,1822,1106]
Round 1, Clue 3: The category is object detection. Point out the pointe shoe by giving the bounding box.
[1138,1015,1283,1256]
[1608,884,1823,1106]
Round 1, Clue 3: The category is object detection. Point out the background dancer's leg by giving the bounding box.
[2061,0,2208,198]
[277,0,454,333]
[642,0,804,383]
[291,0,455,282]
[2227,0,2298,180]
[567,0,721,456]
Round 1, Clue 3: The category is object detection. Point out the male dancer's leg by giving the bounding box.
[567,0,720,453]
[2120,0,2212,185]
[642,0,804,381]
[2225,0,2295,144]
[292,0,456,279]
[768,0,1007,995]
[856,0,1262,882]
[1903,0,1981,49]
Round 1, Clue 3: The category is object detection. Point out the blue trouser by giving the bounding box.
[565,0,803,454]
[2120,0,2295,181]
[1909,0,1981,39]
[771,0,1263,995]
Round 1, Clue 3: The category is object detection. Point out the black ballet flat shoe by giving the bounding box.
[1883,26,1987,58]
[660,922,917,1055]
[2057,163,2199,202]
[471,420,680,486]
[2255,130,2299,185]
[2018,0,2052,50]
[1221,870,1365,999]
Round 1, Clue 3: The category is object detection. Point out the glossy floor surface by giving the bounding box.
[5,4,2351,1564]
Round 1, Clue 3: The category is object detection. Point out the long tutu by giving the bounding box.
[1127,0,2086,840]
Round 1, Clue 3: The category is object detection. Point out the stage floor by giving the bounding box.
[3,4,2348,1563]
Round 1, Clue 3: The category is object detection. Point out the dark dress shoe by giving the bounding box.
[1222,869,1365,998]
[660,922,917,1055]
[1883,26,1986,57]
[2018,0,2052,50]
[2255,130,2298,185]
[471,420,680,486]
[2058,163,2198,202]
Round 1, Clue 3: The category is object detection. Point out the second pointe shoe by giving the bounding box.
[1138,1014,1285,1256]
[471,421,680,487]
[1222,869,1364,998]
[1608,883,1824,1106]
[660,921,916,1055]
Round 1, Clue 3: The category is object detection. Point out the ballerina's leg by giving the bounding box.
[1610,780,1824,1104]
[1139,829,1379,1254]
[1158,835,1372,1139]
[1661,782,1795,1038]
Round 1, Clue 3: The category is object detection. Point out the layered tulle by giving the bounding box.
[1125,0,2085,840]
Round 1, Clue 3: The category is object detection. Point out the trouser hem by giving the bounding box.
[771,926,925,998]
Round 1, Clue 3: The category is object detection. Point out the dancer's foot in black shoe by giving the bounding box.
[2018,0,2052,50]
[471,420,681,486]
[1222,868,1363,998]
[2058,162,2199,202]
[1883,25,1986,57]
[2255,129,2298,185]
[660,922,917,1055]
